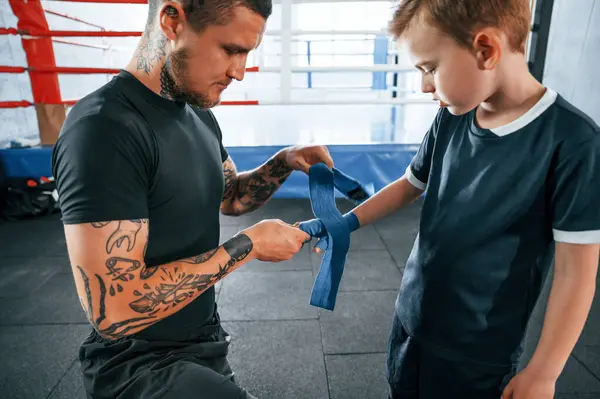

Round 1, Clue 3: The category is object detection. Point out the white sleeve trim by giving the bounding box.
[553,229,600,244]
[404,165,427,191]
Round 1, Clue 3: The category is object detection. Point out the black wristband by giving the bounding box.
[223,233,253,262]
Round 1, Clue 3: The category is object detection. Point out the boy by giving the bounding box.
[304,0,599,397]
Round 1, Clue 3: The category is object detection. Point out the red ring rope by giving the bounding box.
[0,66,26,73]
[51,39,111,50]
[0,66,261,74]
[0,28,142,37]
[0,66,120,74]
[0,100,260,108]
[0,101,34,109]
[44,9,106,30]
[47,0,148,3]
[0,28,19,35]
[220,101,259,106]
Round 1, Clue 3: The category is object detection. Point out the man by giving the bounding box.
[51,1,333,398]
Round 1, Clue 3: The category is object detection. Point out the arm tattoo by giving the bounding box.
[140,265,159,280]
[223,155,293,215]
[129,268,214,314]
[127,234,252,316]
[77,265,156,340]
[222,160,237,201]
[129,234,252,315]
[266,156,294,180]
[180,248,218,264]
[92,219,145,253]
[106,257,142,296]
[76,222,254,340]
[106,220,143,253]
[237,156,293,212]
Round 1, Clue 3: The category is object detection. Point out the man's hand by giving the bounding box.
[243,219,311,262]
[297,211,360,254]
[220,145,332,216]
[501,368,556,399]
[282,145,334,174]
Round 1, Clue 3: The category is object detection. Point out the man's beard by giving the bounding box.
[159,50,218,109]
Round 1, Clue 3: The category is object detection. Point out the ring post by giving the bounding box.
[8,0,65,145]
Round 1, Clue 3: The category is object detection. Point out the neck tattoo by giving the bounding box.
[159,58,178,100]
[135,28,167,75]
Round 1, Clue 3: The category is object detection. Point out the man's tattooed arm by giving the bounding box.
[220,152,293,216]
[64,220,254,341]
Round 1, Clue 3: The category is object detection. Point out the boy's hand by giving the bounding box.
[501,368,556,399]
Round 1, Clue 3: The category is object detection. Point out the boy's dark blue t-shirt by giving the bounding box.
[398,89,600,366]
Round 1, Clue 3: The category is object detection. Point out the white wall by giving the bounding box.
[542,0,600,124]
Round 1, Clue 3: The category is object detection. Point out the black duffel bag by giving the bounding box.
[0,175,59,220]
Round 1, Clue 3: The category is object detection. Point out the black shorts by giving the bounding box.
[78,313,254,399]
[386,313,518,399]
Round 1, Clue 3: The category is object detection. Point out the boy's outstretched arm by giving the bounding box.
[348,108,441,229]
[351,175,424,228]
[302,175,424,252]
[502,242,599,399]
[303,109,441,239]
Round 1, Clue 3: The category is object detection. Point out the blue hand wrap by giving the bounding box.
[298,164,369,310]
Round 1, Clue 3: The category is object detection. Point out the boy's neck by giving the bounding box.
[476,53,546,130]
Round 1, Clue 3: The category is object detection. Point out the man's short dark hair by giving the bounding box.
[148,0,272,31]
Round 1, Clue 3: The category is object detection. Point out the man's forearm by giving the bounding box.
[223,150,293,215]
[351,176,423,228]
[524,244,598,379]
[73,221,256,340]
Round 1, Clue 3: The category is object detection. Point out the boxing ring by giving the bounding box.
[0,0,439,199]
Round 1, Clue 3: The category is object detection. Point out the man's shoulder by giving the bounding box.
[58,80,151,152]
[53,87,156,175]
[64,78,144,131]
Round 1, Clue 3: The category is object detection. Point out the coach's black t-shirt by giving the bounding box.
[398,89,600,366]
[52,70,229,341]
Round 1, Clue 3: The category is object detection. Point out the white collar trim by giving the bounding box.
[490,88,558,137]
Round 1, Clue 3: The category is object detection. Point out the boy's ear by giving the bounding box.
[472,28,502,70]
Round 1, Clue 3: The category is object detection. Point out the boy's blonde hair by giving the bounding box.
[389,0,532,53]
